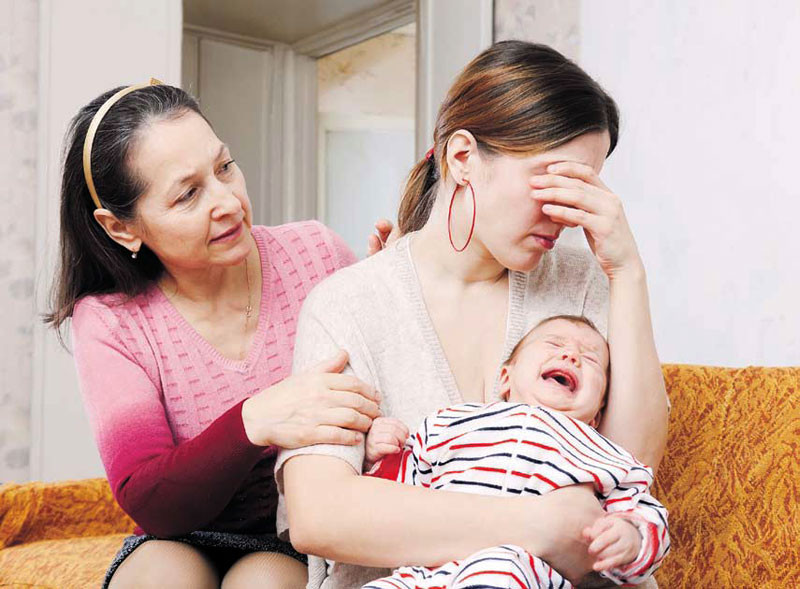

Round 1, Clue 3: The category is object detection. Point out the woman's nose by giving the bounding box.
[210,183,241,218]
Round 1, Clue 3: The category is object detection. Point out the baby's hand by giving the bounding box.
[365,417,409,467]
[583,514,641,572]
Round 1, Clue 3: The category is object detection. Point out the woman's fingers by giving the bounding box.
[531,186,611,216]
[322,407,374,432]
[309,425,364,446]
[540,203,609,237]
[375,218,393,242]
[323,373,381,402]
[545,161,610,191]
[367,218,397,256]
[306,350,349,375]
[367,234,382,256]
[326,390,382,419]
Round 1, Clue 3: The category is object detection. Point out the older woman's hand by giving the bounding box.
[531,163,644,280]
[366,218,399,256]
[241,350,381,448]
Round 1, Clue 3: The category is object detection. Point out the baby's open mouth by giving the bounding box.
[542,369,578,392]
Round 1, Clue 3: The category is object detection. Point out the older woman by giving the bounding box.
[278,41,669,588]
[46,82,388,588]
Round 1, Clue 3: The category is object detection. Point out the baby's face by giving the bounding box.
[499,319,609,427]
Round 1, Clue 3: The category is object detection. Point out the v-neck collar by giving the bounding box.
[152,227,273,373]
[397,233,529,404]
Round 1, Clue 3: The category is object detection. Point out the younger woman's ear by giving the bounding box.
[93,209,142,254]
[444,129,479,185]
[498,365,512,401]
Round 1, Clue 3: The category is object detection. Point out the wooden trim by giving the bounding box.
[415,0,493,158]
[31,0,53,481]
[183,23,287,52]
[292,0,415,58]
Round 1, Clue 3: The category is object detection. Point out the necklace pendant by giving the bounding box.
[245,304,253,319]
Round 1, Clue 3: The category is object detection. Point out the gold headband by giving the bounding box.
[82,78,162,209]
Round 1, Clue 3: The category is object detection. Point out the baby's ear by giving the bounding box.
[589,407,603,429]
[498,365,511,401]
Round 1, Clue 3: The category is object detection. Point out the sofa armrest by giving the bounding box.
[0,478,135,548]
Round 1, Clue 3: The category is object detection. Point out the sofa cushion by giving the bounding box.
[0,533,126,588]
[653,365,800,587]
[0,478,134,548]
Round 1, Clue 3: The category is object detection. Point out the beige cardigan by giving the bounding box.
[276,234,656,589]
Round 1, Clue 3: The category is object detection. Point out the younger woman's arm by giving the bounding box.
[533,161,670,470]
[283,454,603,581]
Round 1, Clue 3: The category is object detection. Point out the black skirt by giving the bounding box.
[103,530,307,587]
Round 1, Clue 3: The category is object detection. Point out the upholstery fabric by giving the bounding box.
[1,365,798,588]
[0,478,133,588]
[652,365,800,587]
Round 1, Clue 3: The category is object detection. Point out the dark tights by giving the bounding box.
[108,540,307,589]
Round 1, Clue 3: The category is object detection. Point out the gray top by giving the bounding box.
[276,233,610,589]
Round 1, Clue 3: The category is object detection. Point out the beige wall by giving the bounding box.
[494,0,579,61]
[492,0,800,366]
[0,0,38,482]
[318,31,415,118]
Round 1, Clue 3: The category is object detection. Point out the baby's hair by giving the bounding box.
[506,315,602,365]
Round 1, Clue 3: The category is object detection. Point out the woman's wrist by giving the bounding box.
[241,397,271,447]
[608,258,646,285]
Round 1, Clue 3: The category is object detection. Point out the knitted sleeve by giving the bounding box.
[71,299,265,537]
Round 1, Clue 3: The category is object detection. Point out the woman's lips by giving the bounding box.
[210,222,243,244]
[533,234,557,250]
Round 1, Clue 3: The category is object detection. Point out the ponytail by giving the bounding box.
[398,151,439,234]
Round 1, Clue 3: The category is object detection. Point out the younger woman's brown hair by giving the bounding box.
[398,40,619,234]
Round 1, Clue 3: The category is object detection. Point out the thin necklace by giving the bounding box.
[241,256,253,361]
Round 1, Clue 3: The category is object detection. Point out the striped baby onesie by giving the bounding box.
[364,402,670,588]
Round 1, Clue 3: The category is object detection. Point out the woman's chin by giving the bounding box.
[213,237,254,268]
[499,249,545,273]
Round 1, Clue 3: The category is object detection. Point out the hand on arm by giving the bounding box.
[242,350,381,448]
[531,163,669,469]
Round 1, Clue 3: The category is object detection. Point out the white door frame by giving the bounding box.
[416,0,495,158]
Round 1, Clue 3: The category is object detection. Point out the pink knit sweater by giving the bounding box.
[71,222,356,537]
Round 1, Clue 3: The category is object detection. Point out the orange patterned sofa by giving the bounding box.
[1,365,798,588]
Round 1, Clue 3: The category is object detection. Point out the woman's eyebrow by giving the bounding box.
[167,144,229,193]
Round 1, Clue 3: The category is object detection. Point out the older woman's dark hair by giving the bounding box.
[44,84,204,338]
[399,40,619,233]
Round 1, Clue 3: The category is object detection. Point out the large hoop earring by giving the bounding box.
[447,181,476,252]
